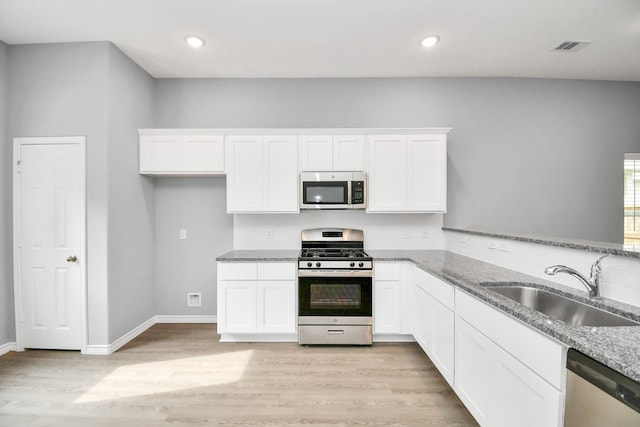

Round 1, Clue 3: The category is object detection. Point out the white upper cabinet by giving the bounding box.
[226,135,298,213]
[368,134,447,212]
[298,135,333,171]
[299,134,366,171]
[139,133,224,175]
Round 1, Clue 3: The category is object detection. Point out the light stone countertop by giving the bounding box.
[216,250,300,262]
[370,250,640,383]
[217,248,640,382]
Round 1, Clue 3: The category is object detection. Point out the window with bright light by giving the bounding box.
[624,153,640,244]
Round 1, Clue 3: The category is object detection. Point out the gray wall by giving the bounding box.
[8,42,112,345]
[106,44,155,342]
[0,41,13,345]
[8,42,156,346]
[156,78,640,243]
[154,178,232,316]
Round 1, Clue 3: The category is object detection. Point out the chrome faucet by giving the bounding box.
[544,254,609,299]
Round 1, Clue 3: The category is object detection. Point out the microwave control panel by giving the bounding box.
[351,181,365,204]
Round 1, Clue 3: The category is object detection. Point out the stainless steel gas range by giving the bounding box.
[297,228,373,345]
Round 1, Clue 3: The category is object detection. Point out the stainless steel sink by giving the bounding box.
[488,286,640,327]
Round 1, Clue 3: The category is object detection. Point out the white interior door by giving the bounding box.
[14,137,86,351]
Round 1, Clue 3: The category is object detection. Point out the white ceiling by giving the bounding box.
[1,0,639,81]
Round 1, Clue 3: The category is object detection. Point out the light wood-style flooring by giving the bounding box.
[0,324,478,426]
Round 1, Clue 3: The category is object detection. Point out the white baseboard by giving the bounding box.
[0,342,17,356]
[154,315,217,324]
[85,316,156,355]
[84,315,217,355]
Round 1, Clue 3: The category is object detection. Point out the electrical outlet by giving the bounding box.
[401,230,409,239]
[179,229,187,240]
[187,292,202,307]
[422,231,429,239]
[266,229,273,239]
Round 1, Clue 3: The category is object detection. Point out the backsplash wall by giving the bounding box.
[444,230,640,308]
[234,211,445,250]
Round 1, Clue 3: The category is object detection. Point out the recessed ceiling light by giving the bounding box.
[185,36,205,48]
[420,35,440,48]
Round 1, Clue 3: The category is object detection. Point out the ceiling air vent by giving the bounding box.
[552,40,591,52]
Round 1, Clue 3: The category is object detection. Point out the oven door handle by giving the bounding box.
[298,269,373,278]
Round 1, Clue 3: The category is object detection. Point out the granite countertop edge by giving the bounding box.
[442,227,640,258]
[216,250,300,261]
[217,249,640,382]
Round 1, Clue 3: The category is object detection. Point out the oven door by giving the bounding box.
[298,273,372,318]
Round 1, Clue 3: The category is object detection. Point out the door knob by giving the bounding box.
[66,255,78,263]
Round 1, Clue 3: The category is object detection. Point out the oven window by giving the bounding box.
[299,277,372,317]
[310,284,361,308]
[303,182,347,204]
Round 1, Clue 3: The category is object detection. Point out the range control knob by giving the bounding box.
[316,262,321,268]
[358,262,364,268]
[349,261,355,268]
[307,262,313,268]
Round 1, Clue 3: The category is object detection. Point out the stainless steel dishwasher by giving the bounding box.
[565,348,640,426]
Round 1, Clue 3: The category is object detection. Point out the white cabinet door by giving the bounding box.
[494,346,564,427]
[225,135,264,212]
[257,280,296,333]
[139,134,182,172]
[413,283,432,352]
[413,269,455,386]
[368,134,447,212]
[407,135,446,212]
[264,135,298,212]
[333,135,366,171]
[299,135,333,171]
[299,135,365,172]
[140,134,225,174]
[218,281,257,333]
[374,280,402,334]
[367,135,407,212]
[429,296,455,386]
[182,134,225,172]
[454,317,497,427]
[374,263,404,335]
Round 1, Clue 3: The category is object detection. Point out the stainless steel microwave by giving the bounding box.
[300,171,367,210]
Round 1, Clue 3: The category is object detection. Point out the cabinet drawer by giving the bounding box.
[431,276,454,310]
[218,262,258,280]
[455,289,495,338]
[493,309,565,389]
[257,262,296,280]
[375,263,401,281]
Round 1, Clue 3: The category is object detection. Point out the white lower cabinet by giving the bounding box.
[217,262,296,339]
[494,345,563,427]
[373,263,402,334]
[454,289,565,427]
[413,268,455,386]
[373,263,413,337]
[218,280,257,333]
[257,281,296,333]
[455,317,496,426]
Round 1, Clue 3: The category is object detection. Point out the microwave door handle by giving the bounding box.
[347,181,352,206]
